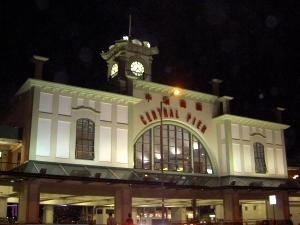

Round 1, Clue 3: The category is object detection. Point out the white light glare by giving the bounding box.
[123,36,129,40]
[293,175,299,179]
[193,142,198,149]
[143,41,151,48]
[269,195,276,205]
[155,154,161,159]
[187,213,193,219]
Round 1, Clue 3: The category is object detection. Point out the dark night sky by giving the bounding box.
[0,0,299,160]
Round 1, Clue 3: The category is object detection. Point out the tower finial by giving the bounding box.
[129,14,132,38]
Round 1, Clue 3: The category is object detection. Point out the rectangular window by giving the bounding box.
[134,130,151,170]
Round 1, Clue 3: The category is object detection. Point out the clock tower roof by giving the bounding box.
[100,37,158,62]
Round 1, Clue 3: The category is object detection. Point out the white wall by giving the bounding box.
[218,121,287,178]
[34,91,130,168]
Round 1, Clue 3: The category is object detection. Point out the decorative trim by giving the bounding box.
[133,80,218,103]
[250,133,266,138]
[72,106,100,114]
[213,114,290,130]
[16,79,142,105]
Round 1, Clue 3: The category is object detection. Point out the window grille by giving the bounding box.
[254,142,267,173]
[75,118,95,160]
[134,124,213,174]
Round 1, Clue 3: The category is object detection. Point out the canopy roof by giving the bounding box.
[1,160,299,191]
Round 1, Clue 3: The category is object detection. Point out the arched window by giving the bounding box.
[75,118,95,160]
[134,124,213,174]
[254,142,267,173]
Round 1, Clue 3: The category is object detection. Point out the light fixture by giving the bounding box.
[230,181,236,186]
[39,168,47,174]
[168,176,175,183]
[269,195,276,205]
[143,174,149,181]
[269,195,276,223]
[94,173,101,179]
[249,181,262,187]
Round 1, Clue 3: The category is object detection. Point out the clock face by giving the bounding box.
[111,63,118,78]
[130,61,144,77]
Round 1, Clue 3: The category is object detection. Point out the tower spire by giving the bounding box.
[128,14,132,39]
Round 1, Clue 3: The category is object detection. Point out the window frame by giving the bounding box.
[134,124,213,174]
[254,142,267,173]
[75,118,95,160]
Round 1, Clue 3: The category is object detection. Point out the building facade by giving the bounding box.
[0,36,299,225]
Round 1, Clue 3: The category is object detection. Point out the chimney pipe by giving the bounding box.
[30,55,49,80]
[210,78,223,96]
[218,96,234,115]
[275,107,285,123]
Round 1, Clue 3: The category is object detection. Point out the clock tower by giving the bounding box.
[101,36,158,95]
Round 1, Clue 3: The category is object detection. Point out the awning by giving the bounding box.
[1,160,299,191]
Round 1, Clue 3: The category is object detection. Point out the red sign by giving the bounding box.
[140,107,207,134]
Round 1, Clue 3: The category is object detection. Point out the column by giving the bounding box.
[222,190,240,222]
[0,197,7,218]
[278,191,291,220]
[18,181,41,224]
[191,199,196,221]
[131,208,137,224]
[171,207,186,223]
[215,204,224,221]
[43,205,54,224]
[115,187,132,224]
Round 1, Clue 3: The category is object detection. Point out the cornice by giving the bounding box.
[16,79,142,104]
[213,114,290,130]
[133,80,218,103]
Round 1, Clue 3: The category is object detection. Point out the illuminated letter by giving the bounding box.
[163,108,168,117]
[170,108,174,118]
[201,125,207,133]
[196,102,202,111]
[145,93,152,102]
[192,117,196,125]
[180,100,186,108]
[196,121,202,129]
[151,110,157,120]
[146,112,152,122]
[163,97,170,105]
[157,108,162,119]
[140,115,147,125]
[187,113,191,122]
